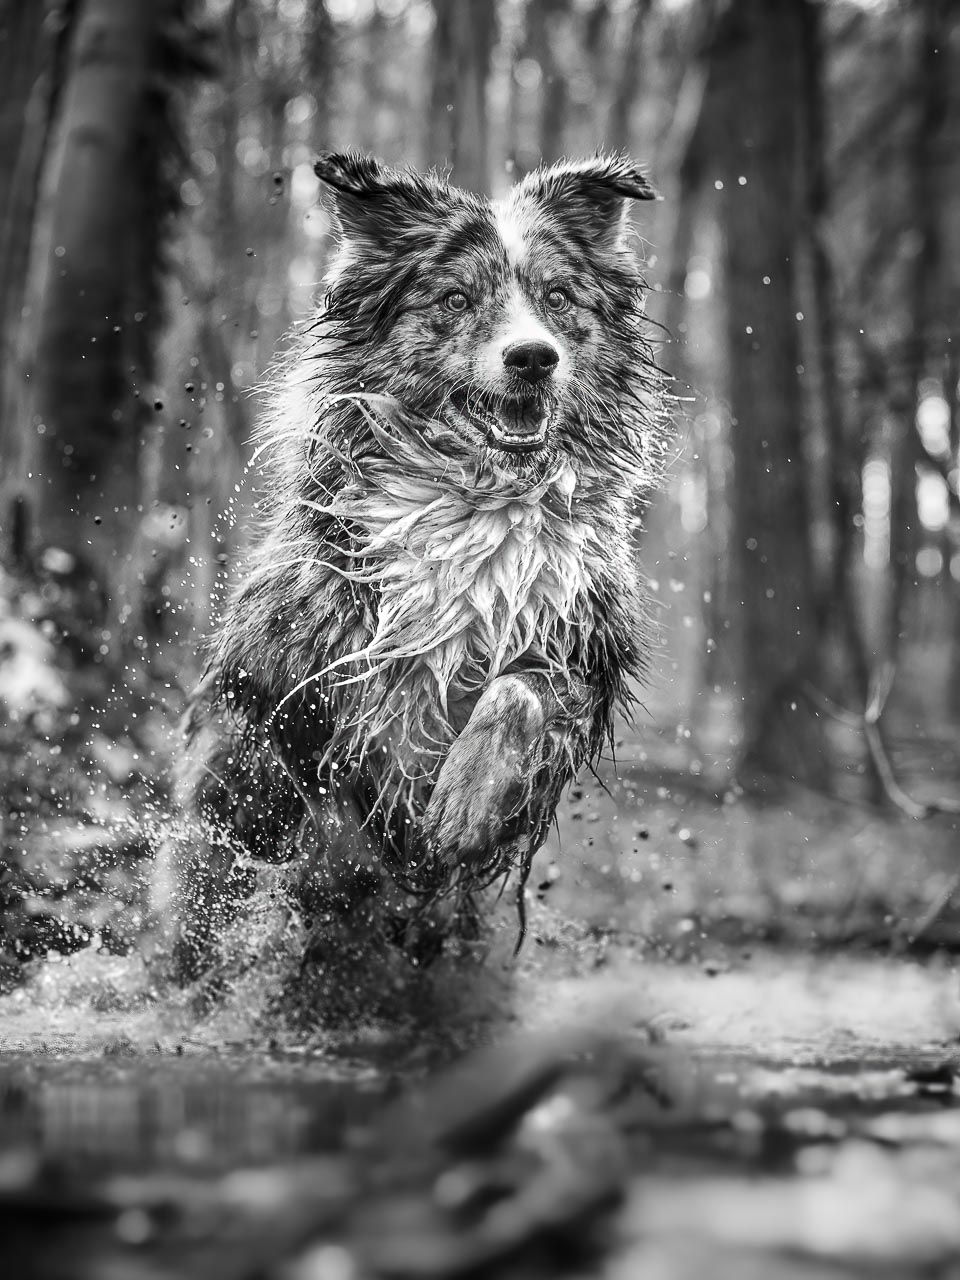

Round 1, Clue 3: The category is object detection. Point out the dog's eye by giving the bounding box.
[545,287,571,313]
[442,290,471,314]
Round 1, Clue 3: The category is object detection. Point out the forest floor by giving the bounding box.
[2,571,960,1277]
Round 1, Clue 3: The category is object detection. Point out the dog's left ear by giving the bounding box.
[314,150,440,242]
[520,154,659,248]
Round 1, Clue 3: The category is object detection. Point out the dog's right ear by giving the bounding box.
[314,151,390,198]
[315,150,432,241]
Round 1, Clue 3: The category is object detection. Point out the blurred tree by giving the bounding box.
[606,0,650,153]
[13,0,206,630]
[950,336,960,714]
[0,0,71,555]
[303,0,335,154]
[526,0,569,165]
[712,0,829,786]
[429,0,496,191]
[884,0,949,668]
[798,0,870,699]
[816,0,960,805]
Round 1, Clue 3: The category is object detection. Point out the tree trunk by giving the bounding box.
[525,0,568,166]
[23,0,169,619]
[714,0,827,786]
[606,0,650,152]
[948,341,960,716]
[883,0,949,667]
[797,0,883,798]
[429,0,496,192]
[0,0,69,553]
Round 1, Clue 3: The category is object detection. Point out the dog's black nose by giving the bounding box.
[503,340,559,384]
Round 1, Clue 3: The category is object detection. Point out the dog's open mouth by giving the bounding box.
[446,389,555,453]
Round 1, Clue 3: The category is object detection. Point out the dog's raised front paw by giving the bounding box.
[421,675,545,874]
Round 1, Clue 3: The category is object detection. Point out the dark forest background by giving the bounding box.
[0,0,958,972]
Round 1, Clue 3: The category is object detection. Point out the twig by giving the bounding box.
[865,660,896,723]
[803,676,960,819]
[802,682,862,730]
[861,719,933,820]
[895,869,960,951]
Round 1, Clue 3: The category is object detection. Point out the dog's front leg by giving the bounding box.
[421,671,593,876]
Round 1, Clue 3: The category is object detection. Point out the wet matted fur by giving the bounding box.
[154,151,670,979]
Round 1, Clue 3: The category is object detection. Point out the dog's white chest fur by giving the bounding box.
[329,457,597,762]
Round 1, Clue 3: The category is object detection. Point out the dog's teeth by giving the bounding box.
[445,394,555,452]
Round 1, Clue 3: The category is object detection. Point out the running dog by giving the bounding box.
[155,151,667,977]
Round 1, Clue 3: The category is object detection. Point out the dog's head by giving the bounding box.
[314,151,658,471]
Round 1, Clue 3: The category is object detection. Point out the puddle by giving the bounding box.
[1,947,959,1276]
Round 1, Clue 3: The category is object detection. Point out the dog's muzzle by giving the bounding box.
[447,388,556,453]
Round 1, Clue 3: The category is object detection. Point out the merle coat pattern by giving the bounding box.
[155,151,667,976]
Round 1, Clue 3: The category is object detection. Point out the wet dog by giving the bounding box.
[155,151,667,978]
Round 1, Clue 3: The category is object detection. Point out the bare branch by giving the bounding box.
[804,678,960,819]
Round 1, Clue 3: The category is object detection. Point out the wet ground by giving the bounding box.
[2,944,960,1279]
[3,707,959,1278]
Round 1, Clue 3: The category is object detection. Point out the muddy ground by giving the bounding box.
[3,915,960,1277]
